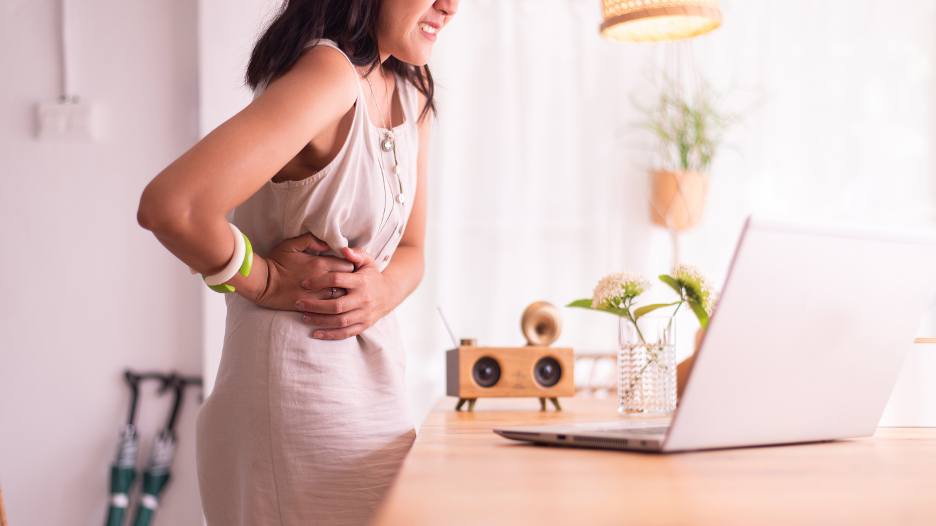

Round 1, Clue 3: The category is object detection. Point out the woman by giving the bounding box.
[137,0,458,523]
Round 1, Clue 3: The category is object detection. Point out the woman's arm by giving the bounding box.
[296,93,432,339]
[138,46,358,307]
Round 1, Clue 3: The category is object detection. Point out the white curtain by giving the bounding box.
[400,0,635,424]
[197,0,936,427]
[398,0,936,425]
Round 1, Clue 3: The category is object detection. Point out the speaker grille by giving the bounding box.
[472,357,501,388]
[533,357,562,387]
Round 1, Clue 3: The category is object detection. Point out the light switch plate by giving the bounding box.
[37,100,94,141]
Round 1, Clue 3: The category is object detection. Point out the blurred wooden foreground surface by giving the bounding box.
[369,396,936,526]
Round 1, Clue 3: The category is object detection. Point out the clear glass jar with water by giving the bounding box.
[618,315,677,415]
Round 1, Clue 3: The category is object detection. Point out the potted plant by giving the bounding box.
[640,78,737,233]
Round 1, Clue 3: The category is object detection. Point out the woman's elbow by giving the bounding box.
[137,184,191,236]
[137,191,159,232]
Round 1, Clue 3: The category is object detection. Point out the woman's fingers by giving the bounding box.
[341,246,377,270]
[311,324,367,340]
[298,257,354,286]
[301,287,348,302]
[297,291,359,314]
[320,256,355,273]
[278,232,330,253]
[301,271,365,292]
[297,285,359,313]
[301,309,367,330]
[289,247,383,340]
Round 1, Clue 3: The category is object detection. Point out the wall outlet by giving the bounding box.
[37,100,94,141]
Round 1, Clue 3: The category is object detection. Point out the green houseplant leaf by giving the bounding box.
[632,302,681,321]
[687,299,709,330]
[658,275,683,296]
[638,77,740,173]
[566,299,630,318]
[566,299,594,309]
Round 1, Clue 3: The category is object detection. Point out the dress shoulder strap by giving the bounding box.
[252,38,362,98]
[305,39,362,91]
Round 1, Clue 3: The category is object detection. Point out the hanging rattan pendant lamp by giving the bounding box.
[600,0,722,43]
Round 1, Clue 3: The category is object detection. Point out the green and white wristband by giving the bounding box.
[191,223,253,293]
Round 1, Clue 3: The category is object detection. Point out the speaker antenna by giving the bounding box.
[437,307,459,349]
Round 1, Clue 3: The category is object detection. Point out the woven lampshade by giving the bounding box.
[600,0,722,43]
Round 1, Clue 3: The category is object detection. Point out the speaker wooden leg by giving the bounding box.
[539,397,547,411]
[467,398,477,412]
[549,398,562,411]
[455,398,467,411]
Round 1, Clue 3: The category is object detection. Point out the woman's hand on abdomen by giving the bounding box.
[295,247,397,340]
[232,233,352,311]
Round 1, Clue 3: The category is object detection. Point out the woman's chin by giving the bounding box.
[392,44,433,67]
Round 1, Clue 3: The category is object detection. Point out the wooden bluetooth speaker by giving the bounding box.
[445,302,574,411]
[446,345,575,410]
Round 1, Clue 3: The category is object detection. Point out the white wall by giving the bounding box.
[0,1,204,524]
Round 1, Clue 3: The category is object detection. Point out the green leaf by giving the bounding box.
[659,275,683,296]
[566,299,630,318]
[603,306,632,318]
[633,301,682,321]
[688,299,710,330]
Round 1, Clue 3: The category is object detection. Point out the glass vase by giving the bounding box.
[618,316,677,415]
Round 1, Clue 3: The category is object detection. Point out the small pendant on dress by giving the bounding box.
[397,193,406,204]
[393,164,400,174]
[381,135,395,152]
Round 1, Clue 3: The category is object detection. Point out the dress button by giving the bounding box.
[383,255,390,262]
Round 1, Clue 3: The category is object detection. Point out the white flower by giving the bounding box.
[591,271,652,310]
[670,263,718,314]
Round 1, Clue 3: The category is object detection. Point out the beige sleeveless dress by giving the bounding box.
[195,40,417,526]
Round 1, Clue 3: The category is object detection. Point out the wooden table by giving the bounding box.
[370,396,936,526]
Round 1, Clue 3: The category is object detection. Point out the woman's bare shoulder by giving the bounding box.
[254,44,359,123]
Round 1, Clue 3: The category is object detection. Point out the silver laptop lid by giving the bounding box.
[664,217,936,452]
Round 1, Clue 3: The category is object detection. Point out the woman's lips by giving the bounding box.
[418,22,438,42]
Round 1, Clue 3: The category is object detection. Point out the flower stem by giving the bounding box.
[629,313,648,346]
[621,303,675,406]
[623,344,669,398]
[622,298,649,346]
[665,301,683,334]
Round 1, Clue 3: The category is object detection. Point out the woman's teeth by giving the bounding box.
[418,23,437,35]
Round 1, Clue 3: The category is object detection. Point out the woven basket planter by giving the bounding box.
[649,170,709,232]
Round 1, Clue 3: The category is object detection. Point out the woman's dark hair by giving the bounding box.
[246,0,435,121]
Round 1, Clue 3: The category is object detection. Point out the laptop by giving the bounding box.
[494,217,936,453]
